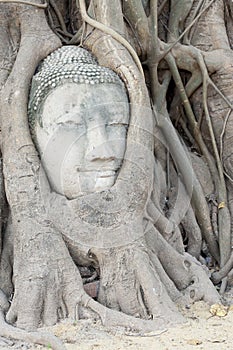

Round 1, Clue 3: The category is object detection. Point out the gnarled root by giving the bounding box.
[81,294,169,334]
[0,290,65,350]
[146,226,220,305]
[88,240,186,328]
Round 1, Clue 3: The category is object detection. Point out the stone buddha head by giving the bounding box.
[28,46,129,199]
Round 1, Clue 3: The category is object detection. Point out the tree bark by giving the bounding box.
[0,1,232,348]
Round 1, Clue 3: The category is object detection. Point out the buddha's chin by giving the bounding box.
[93,175,116,192]
[63,174,117,199]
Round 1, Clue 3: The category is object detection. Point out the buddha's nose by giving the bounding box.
[85,125,115,162]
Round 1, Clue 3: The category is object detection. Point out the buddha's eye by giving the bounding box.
[57,121,82,126]
[106,122,128,128]
[56,117,84,126]
[56,111,84,126]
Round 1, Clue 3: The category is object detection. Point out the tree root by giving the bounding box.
[211,250,233,284]
[160,0,216,59]
[147,200,184,253]
[146,226,220,305]
[0,0,47,8]
[0,290,65,350]
[154,109,220,262]
[78,0,144,76]
[181,206,202,259]
[81,294,172,334]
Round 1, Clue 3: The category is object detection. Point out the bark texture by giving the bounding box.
[0,0,232,349]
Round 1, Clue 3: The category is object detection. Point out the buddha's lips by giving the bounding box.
[76,170,117,177]
[98,170,116,178]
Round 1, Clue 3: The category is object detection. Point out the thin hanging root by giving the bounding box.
[154,108,220,262]
[165,53,218,183]
[220,110,231,164]
[0,0,47,8]
[49,0,73,39]
[201,66,233,180]
[78,0,144,77]
[160,0,216,59]
[166,51,230,266]
[219,110,233,183]
[158,0,168,15]
[212,250,233,284]
[183,0,205,43]
[196,52,231,267]
[68,25,83,44]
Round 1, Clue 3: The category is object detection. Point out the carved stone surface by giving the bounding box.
[28,46,124,127]
[29,46,129,198]
[33,83,129,198]
[29,46,154,254]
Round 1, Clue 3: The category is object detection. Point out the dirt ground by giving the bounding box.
[0,300,233,350]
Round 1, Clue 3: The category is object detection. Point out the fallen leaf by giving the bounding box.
[187,339,202,345]
[218,202,225,209]
[209,304,228,317]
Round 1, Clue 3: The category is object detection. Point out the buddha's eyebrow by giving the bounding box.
[108,107,129,119]
[59,109,82,117]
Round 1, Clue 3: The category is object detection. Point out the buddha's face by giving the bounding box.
[35,83,129,198]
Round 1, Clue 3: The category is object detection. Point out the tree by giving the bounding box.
[0,0,232,349]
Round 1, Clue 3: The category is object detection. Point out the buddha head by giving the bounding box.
[28,46,129,199]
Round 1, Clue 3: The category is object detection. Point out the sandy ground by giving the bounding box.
[0,301,233,350]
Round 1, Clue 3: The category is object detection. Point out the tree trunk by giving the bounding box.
[0,0,232,349]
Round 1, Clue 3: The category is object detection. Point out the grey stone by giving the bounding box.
[29,46,129,199]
